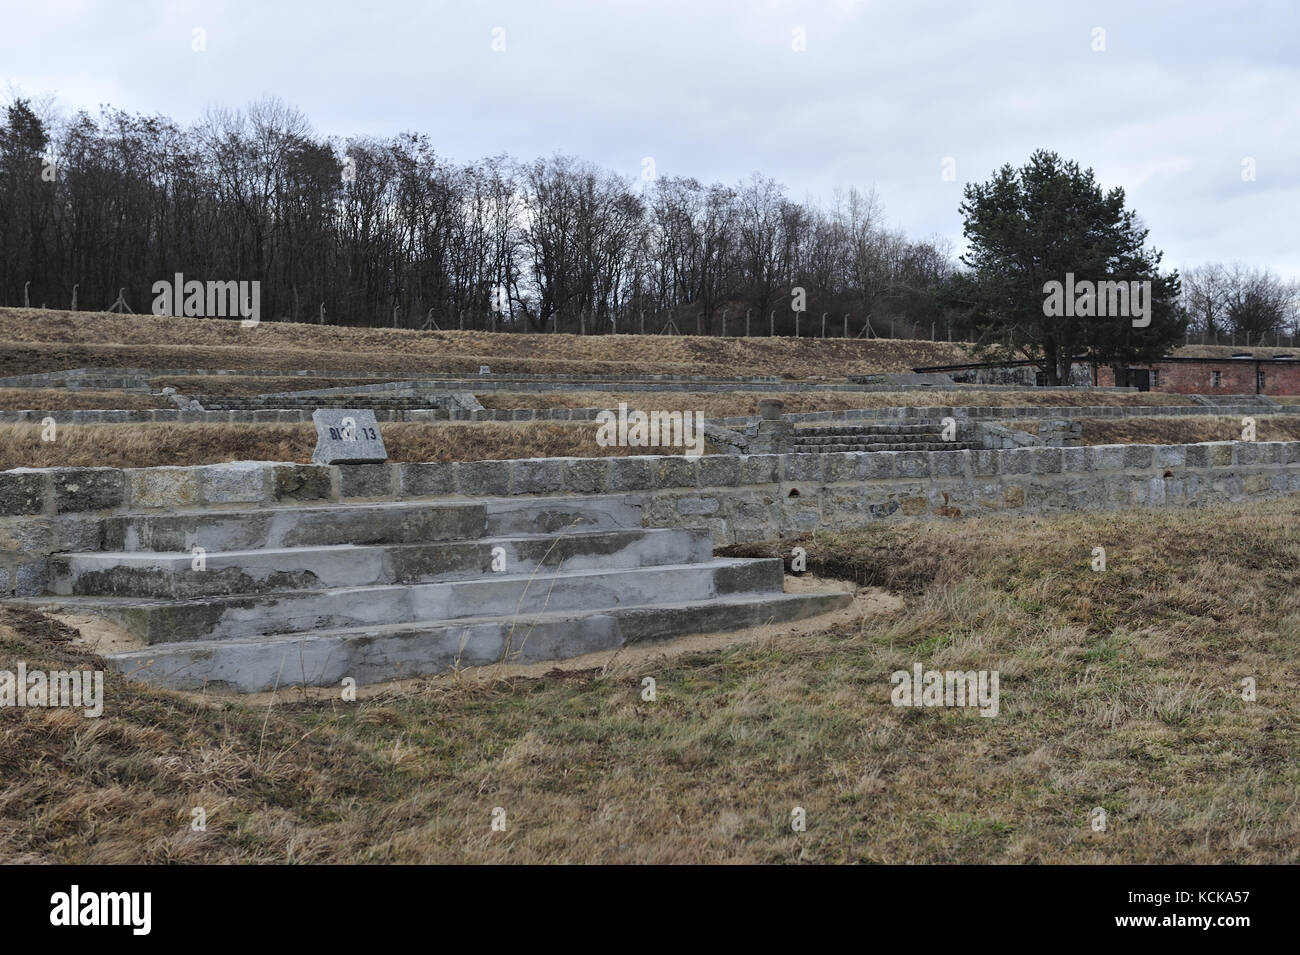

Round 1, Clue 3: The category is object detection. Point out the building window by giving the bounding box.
[1034,371,1047,387]
[1258,370,1266,392]
[1211,371,1221,388]
[1150,369,1159,389]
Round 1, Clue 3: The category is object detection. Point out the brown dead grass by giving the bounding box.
[0,388,169,411]
[1081,415,1300,446]
[479,389,1189,416]
[6,413,1282,470]
[3,497,1298,863]
[0,421,677,470]
[151,376,397,397]
[0,307,972,379]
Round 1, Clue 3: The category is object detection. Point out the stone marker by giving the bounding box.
[311,409,387,464]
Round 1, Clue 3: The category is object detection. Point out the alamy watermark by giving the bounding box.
[1043,272,1151,327]
[151,272,260,327]
[595,402,704,457]
[890,663,999,717]
[0,662,103,717]
[50,885,150,934]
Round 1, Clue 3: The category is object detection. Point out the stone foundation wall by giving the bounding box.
[6,400,1289,428]
[5,441,1300,596]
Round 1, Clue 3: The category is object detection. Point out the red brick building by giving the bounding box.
[917,352,1300,395]
[1095,355,1300,395]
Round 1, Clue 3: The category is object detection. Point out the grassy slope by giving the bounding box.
[0,389,170,412]
[0,308,972,379]
[2,498,1297,863]
[1082,415,1300,446]
[0,421,661,470]
[478,389,1189,415]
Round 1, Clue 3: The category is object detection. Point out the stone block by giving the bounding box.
[199,462,267,506]
[512,459,565,494]
[128,467,199,509]
[1093,446,1126,471]
[459,460,513,497]
[823,453,861,483]
[933,451,968,477]
[399,462,456,497]
[996,449,1031,475]
[1031,448,1063,474]
[338,463,396,499]
[1184,444,1210,468]
[52,467,125,514]
[972,450,998,477]
[784,454,823,482]
[698,455,741,487]
[676,495,720,516]
[656,457,699,489]
[562,458,611,494]
[1061,447,1092,472]
[269,464,333,503]
[606,456,654,492]
[859,452,896,480]
[896,452,930,479]
[740,454,781,485]
[1123,445,1153,469]
[0,470,49,516]
[1154,446,1186,469]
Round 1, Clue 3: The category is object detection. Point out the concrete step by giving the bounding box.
[23,558,784,644]
[792,441,976,452]
[105,589,853,691]
[796,423,944,436]
[50,527,712,598]
[795,435,945,446]
[104,495,643,552]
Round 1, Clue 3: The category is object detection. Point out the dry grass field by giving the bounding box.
[0,388,170,411]
[3,497,1296,863]
[0,421,670,470]
[151,376,395,396]
[0,307,973,380]
[479,389,1189,416]
[1081,415,1300,445]
[6,414,1290,470]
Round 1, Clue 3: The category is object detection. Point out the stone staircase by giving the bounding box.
[793,423,977,453]
[21,495,848,692]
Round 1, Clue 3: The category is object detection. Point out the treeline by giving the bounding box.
[0,96,955,336]
[1181,263,1299,346]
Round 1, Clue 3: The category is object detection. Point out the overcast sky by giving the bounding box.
[3,0,1297,280]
